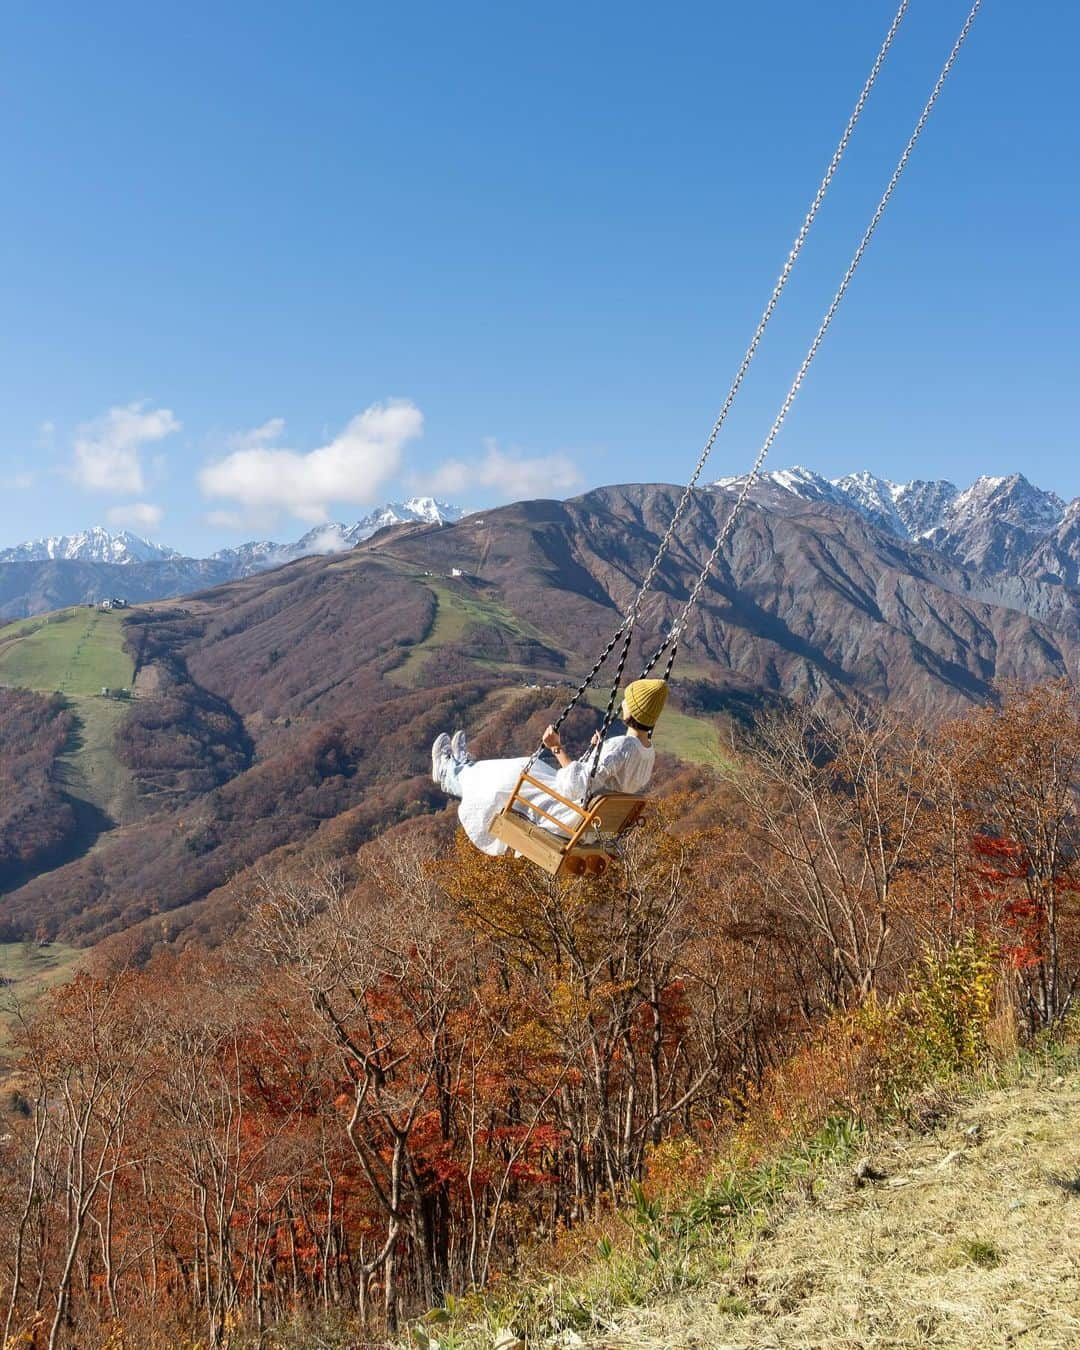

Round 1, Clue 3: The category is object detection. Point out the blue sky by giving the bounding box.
[1,1,1077,553]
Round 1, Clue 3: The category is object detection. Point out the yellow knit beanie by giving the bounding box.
[623,678,668,730]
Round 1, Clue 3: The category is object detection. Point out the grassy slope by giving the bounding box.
[0,608,137,822]
[389,577,546,687]
[0,613,136,1054]
[0,608,133,694]
[0,941,83,1060]
[327,552,514,686]
[594,1060,1080,1349]
[650,706,732,772]
[55,697,140,822]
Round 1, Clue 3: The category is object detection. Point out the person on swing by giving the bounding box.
[430,678,668,856]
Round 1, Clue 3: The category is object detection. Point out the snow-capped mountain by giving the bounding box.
[715,466,853,511]
[712,467,1077,585]
[0,526,182,566]
[941,475,1064,535]
[890,479,959,540]
[350,497,465,539]
[0,499,472,615]
[714,466,956,539]
[831,471,911,536]
[2,500,466,575]
[1024,498,1080,588]
[926,475,1068,575]
[210,499,468,575]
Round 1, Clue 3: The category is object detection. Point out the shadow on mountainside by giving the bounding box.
[1,709,121,901]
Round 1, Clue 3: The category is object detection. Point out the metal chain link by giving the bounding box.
[523,0,911,775]
[641,0,984,684]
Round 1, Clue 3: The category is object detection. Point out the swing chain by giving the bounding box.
[523,0,913,773]
[642,0,984,681]
[610,0,911,630]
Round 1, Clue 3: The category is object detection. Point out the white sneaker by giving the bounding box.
[450,729,471,764]
[431,732,451,783]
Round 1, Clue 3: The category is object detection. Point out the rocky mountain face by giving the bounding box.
[1024,500,1080,588]
[890,478,959,539]
[925,475,1067,576]
[0,499,467,618]
[714,467,1077,590]
[385,484,1079,716]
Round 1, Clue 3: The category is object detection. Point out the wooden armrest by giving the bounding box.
[512,771,590,820]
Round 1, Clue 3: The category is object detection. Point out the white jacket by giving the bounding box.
[456,734,655,856]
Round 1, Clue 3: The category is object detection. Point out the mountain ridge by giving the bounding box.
[4,470,1077,620]
[0,497,466,568]
[1,480,1076,952]
[0,498,468,618]
[713,466,1078,589]
[0,525,183,566]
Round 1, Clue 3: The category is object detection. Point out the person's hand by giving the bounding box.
[590,730,602,748]
[542,724,561,751]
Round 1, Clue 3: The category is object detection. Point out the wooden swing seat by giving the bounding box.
[488,770,647,878]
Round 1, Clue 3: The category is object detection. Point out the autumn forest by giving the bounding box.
[1,681,1076,1347]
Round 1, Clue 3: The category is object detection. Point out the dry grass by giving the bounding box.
[0,941,84,1064]
[591,1063,1079,1349]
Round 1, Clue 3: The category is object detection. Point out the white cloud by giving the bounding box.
[200,400,423,525]
[226,417,286,452]
[206,508,255,531]
[71,403,180,494]
[106,501,164,532]
[204,506,284,535]
[422,439,583,502]
[301,524,351,553]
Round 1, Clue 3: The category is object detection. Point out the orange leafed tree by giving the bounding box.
[0,681,1076,1344]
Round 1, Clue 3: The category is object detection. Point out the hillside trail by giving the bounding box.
[54,696,140,827]
[594,1067,1079,1349]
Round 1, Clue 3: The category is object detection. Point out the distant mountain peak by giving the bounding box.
[348,498,467,541]
[209,500,470,576]
[712,464,1076,584]
[716,465,839,501]
[399,495,454,519]
[2,501,469,578]
[831,471,909,536]
[0,526,181,566]
[947,473,1065,532]
[890,478,959,539]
